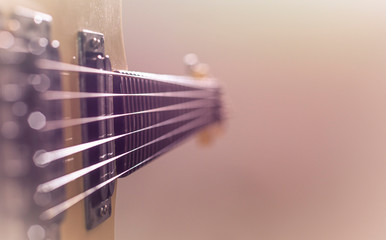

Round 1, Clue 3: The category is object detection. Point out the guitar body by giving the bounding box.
[1,1,125,239]
[0,1,222,239]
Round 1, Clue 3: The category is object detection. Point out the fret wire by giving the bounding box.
[39,115,212,221]
[44,99,216,131]
[35,108,210,167]
[37,59,219,89]
[42,90,216,100]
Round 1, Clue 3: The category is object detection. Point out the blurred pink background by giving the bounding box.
[116,1,386,239]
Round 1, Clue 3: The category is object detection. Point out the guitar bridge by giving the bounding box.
[78,30,116,230]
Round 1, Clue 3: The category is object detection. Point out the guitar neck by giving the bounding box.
[0,3,224,240]
[73,67,223,182]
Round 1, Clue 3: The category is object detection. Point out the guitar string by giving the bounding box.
[5,47,223,218]
[39,116,211,221]
[42,89,216,100]
[37,59,219,89]
[40,138,186,221]
[7,46,219,89]
[33,51,221,217]
[36,110,212,193]
[35,108,209,167]
[43,98,216,131]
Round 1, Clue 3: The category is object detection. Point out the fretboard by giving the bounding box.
[77,69,222,184]
[114,72,221,176]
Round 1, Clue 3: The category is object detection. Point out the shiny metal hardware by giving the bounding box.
[78,29,116,230]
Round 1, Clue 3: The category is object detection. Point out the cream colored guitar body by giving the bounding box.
[0,0,127,239]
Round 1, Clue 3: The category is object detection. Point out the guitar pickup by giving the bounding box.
[78,30,116,230]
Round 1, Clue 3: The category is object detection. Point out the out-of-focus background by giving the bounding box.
[116,1,386,239]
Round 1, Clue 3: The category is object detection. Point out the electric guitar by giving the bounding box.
[0,1,223,239]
